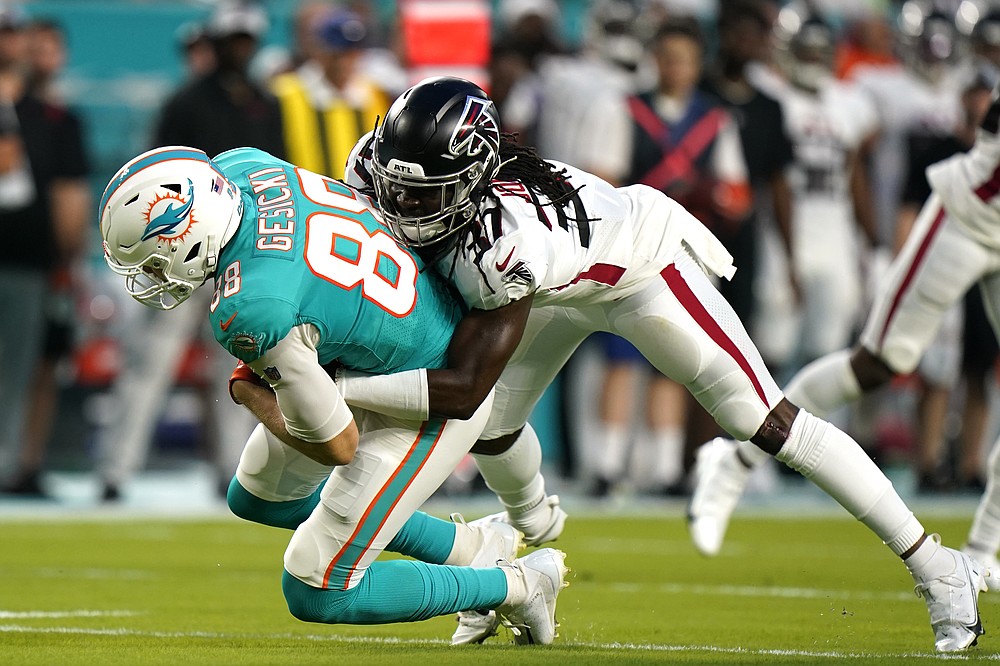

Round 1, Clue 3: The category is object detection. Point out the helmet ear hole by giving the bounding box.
[184,242,202,263]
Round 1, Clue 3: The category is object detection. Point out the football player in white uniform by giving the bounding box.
[688,83,1000,587]
[752,9,879,373]
[337,76,989,651]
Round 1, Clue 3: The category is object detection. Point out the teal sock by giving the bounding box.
[227,477,324,530]
[386,510,455,564]
[282,560,507,624]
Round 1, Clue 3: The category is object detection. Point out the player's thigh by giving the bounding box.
[860,198,992,374]
[611,252,783,442]
[235,422,334,502]
[482,306,592,439]
[285,396,493,590]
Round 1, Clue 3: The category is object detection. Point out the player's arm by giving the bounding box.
[231,325,359,466]
[335,294,534,421]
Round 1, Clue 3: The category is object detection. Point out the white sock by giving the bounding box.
[596,424,630,481]
[648,425,684,486]
[783,349,863,418]
[904,535,953,581]
[473,423,545,513]
[966,436,1000,555]
[444,518,479,566]
[776,409,925,557]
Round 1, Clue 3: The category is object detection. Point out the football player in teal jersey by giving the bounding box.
[98,145,566,642]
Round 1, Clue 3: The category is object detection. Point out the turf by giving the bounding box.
[2,510,997,664]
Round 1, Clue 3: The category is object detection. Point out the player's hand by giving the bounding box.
[228,361,270,405]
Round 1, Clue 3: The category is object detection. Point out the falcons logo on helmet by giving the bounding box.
[449,96,499,159]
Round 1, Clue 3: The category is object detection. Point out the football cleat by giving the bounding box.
[962,546,1000,592]
[480,495,568,547]
[686,438,751,557]
[498,548,569,645]
[914,541,989,652]
[451,514,524,645]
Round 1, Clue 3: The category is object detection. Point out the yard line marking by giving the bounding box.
[1,624,998,659]
[0,611,140,619]
[592,581,916,601]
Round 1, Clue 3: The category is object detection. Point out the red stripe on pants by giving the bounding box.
[877,206,947,347]
[661,263,768,405]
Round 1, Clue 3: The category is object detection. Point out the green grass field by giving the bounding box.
[3,509,998,665]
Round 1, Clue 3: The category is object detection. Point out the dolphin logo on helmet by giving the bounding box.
[142,179,196,241]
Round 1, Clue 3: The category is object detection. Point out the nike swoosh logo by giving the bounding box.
[220,311,238,332]
[495,247,516,272]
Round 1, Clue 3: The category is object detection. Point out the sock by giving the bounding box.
[596,424,630,481]
[966,436,1000,555]
[776,409,925,556]
[783,349,863,418]
[648,425,684,487]
[385,510,456,565]
[473,423,545,512]
[282,559,508,624]
[904,535,955,582]
[226,477,323,530]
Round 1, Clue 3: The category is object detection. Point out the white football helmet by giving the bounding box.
[99,146,243,310]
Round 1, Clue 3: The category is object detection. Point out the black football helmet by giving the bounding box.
[371,76,501,249]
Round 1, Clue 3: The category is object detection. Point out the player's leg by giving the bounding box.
[228,419,518,582]
[691,197,994,552]
[963,268,1000,576]
[279,397,567,636]
[619,249,987,651]
[469,306,592,546]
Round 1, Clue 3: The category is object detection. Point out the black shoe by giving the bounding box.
[2,471,48,497]
[957,475,987,494]
[916,471,952,494]
[590,477,615,498]
[101,482,122,503]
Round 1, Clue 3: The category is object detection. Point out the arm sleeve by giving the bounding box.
[248,324,354,443]
[336,367,430,421]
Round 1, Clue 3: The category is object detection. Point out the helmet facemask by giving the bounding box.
[370,77,503,253]
[103,232,219,310]
[371,154,492,249]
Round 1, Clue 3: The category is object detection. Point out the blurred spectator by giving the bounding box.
[750,4,879,381]
[502,0,643,182]
[701,0,795,328]
[271,7,390,179]
[154,0,284,158]
[0,10,90,496]
[591,18,752,497]
[175,21,216,79]
[490,0,566,111]
[835,10,899,80]
[95,0,281,501]
[847,2,963,249]
[963,5,1000,87]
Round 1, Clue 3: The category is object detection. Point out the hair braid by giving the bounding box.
[494,133,583,207]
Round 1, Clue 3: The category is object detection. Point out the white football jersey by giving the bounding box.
[927,104,1000,251]
[345,133,735,311]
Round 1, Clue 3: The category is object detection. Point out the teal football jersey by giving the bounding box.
[208,148,461,373]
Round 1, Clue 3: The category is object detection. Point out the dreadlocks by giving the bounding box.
[494,133,584,208]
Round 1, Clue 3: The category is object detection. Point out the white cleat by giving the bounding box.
[962,546,1000,592]
[498,548,569,645]
[451,514,524,645]
[914,543,989,652]
[686,438,751,557]
[481,495,568,547]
